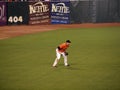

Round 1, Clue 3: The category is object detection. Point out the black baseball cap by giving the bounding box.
[66,40,71,43]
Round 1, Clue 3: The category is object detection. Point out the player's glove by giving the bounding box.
[65,52,68,56]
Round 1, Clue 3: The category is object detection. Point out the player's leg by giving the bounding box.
[52,49,61,67]
[62,53,69,66]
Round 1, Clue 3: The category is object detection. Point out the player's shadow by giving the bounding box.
[62,63,81,70]
[66,65,81,70]
[66,66,81,70]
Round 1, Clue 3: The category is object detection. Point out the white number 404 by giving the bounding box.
[8,16,23,23]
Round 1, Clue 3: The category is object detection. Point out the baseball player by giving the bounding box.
[52,40,71,67]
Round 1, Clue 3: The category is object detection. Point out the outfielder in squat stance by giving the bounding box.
[53,40,71,67]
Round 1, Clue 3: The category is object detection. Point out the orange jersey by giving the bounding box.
[58,43,69,52]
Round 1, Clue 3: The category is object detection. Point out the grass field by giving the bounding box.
[0,27,120,90]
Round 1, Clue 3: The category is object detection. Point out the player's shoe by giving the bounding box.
[52,66,57,68]
[65,64,70,66]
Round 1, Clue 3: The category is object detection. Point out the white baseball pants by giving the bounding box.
[53,49,68,66]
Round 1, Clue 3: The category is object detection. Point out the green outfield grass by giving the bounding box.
[0,27,120,90]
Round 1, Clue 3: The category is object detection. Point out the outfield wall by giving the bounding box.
[0,2,7,25]
[0,0,120,26]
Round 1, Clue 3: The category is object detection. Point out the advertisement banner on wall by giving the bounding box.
[51,0,69,2]
[51,1,70,24]
[29,1,50,25]
[7,2,29,25]
[29,0,49,1]
[0,2,7,26]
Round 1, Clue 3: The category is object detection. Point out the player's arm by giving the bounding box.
[57,43,65,50]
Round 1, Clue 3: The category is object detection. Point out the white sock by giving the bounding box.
[64,56,68,66]
[53,58,58,66]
